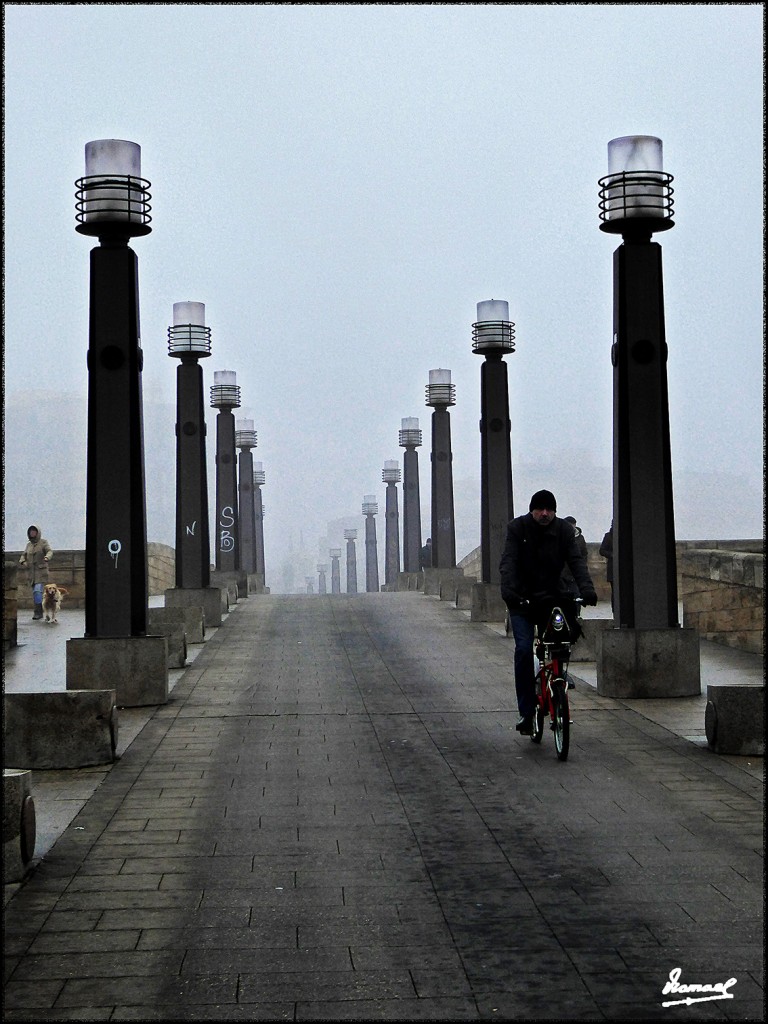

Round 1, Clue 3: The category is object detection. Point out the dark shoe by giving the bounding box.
[516,715,533,735]
[32,608,43,620]
[566,675,575,690]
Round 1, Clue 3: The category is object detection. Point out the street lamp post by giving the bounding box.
[164,300,223,628]
[330,548,342,594]
[472,300,515,586]
[317,563,328,595]
[382,460,401,588]
[596,134,699,698]
[344,530,358,594]
[66,138,167,706]
[210,370,241,592]
[236,419,258,581]
[253,462,266,591]
[399,418,423,574]
[362,495,380,593]
[425,370,456,569]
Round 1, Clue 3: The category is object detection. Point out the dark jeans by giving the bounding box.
[509,612,537,719]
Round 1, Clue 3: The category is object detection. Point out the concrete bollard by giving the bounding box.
[705,685,765,756]
[210,572,238,608]
[3,769,36,883]
[4,690,118,770]
[470,582,507,623]
[147,609,189,667]
[455,577,477,610]
[67,635,168,707]
[570,618,614,662]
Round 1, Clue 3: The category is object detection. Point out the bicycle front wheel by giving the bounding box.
[553,681,570,761]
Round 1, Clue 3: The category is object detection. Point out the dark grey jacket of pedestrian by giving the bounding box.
[599,527,614,583]
[561,526,588,596]
[419,542,432,570]
[19,525,53,585]
[499,514,594,608]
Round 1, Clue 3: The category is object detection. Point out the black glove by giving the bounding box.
[581,590,598,607]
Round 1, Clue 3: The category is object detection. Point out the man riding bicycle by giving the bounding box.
[500,490,598,735]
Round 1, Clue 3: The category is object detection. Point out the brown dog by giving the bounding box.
[42,583,68,623]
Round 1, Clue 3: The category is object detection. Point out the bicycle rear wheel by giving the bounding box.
[553,681,570,761]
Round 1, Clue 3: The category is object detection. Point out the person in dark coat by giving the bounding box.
[419,538,432,570]
[599,522,614,613]
[499,490,597,734]
[19,524,53,620]
[560,516,588,598]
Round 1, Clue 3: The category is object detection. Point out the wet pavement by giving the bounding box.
[3,592,764,1020]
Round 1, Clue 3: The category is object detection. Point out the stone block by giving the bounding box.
[147,609,187,667]
[210,572,239,607]
[66,636,168,707]
[596,627,701,698]
[153,602,205,644]
[470,582,507,623]
[423,568,464,597]
[4,690,117,769]
[165,586,222,628]
[396,572,423,592]
[439,577,459,602]
[570,617,613,662]
[455,577,477,610]
[3,769,36,883]
[705,685,765,756]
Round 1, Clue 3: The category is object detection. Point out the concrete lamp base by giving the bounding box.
[596,626,701,698]
[66,636,169,707]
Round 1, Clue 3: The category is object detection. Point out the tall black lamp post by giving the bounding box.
[399,418,423,573]
[236,419,258,580]
[67,138,167,706]
[317,563,328,595]
[164,300,223,627]
[362,494,380,593]
[253,462,266,591]
[210,370,241,577]
[382,460,401,588]
[596,134,699,698]
[472,299,515,586]
[168,301,211,589]
[345,530,358,594]
[425,369,457,570]
[330,547,342,594]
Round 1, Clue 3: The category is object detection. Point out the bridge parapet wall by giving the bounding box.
[457,539,764,655]
[5,543,177,610]
[680,548,764,655]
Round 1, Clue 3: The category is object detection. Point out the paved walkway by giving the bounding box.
[3,593,764,1020]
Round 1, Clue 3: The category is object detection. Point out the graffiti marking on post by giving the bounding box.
[220,506,235,552]
[108,539,122,568]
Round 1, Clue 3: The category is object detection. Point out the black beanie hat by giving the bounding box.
[529,490,557,512]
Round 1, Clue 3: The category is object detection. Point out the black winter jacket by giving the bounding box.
[499,514,594,608]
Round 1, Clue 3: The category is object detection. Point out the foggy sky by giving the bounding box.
[4,5,764,588]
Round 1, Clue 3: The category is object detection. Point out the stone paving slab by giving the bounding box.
[3,592,765,1020]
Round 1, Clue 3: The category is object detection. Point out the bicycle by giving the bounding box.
[530,599,582,761]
